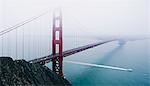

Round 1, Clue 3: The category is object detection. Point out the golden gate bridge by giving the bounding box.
[0,9,131,78]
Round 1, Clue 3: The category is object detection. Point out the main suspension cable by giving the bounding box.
[0,11,49,36]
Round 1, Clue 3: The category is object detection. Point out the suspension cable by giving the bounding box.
[65,9,97,40]
[0,11,49,36]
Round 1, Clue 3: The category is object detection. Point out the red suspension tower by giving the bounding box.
[52,10,63,77]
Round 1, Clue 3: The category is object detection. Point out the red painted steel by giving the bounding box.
[52,10,63,77]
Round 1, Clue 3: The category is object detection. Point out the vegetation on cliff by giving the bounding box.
[0,57,71,86]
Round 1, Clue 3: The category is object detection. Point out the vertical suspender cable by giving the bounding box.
[0,10,49,59]
[1,36,3,56]
[39,19,41,57]
[28,26,30,59]
[37,20,40,58]
[32,27,34,58]
[15,29,18,59]
[39,15,43,57]
[39,21,41,57]
[7,33,10,56]
[22,28,24,59]
[37,30,39,57]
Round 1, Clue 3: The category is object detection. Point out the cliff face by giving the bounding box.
[0,57,71,86]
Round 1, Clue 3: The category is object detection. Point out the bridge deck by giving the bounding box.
[28,39,116,65]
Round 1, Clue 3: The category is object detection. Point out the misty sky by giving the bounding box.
[0,0,150,37]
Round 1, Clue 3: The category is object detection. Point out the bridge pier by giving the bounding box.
[118,39,126,45]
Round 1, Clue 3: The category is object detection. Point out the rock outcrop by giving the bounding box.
[0,57,71,86]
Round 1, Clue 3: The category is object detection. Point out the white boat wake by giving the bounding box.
[65,61,133,72]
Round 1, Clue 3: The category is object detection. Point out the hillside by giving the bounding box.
[0,57,71,86]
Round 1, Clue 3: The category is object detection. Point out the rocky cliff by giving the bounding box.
[0,57,71,86]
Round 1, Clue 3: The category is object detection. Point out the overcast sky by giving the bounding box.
[0,0,149,37]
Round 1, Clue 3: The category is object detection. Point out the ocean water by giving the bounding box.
[1,35,149,86]
[62,39,149,86]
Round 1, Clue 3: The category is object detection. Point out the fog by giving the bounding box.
[0,0,149,37]
[0,1,149,85]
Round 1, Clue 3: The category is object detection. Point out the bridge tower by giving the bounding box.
[52,10,63,77]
